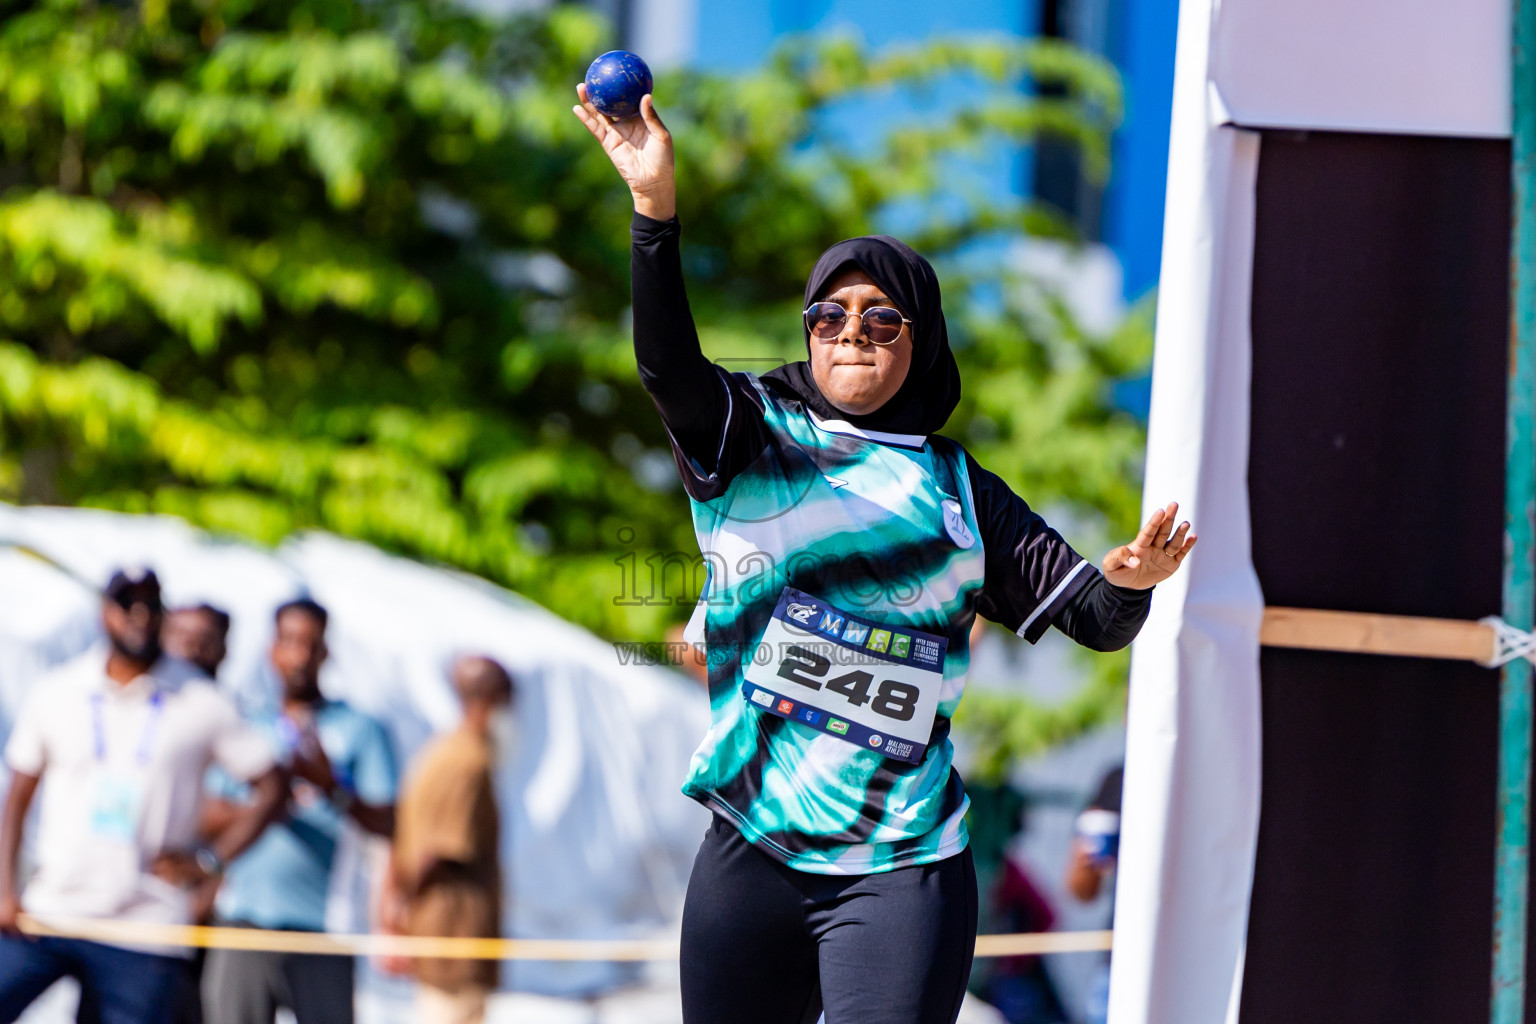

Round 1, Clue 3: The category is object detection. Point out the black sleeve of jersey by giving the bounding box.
[965,456,1154,647]
[965,457,1094,642]
[1052,573,1153,652]
[631,212,770,502]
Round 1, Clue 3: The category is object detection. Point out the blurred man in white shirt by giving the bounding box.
[0,568,285,1024]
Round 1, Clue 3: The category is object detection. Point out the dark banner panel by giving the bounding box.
[1246,649,1498,1022]
[1242,130,1510,1024]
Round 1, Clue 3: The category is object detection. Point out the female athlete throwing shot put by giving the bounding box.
[574,86,1195,1024]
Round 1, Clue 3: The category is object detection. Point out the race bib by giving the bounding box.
[741,588,948,764]
[90,774,144,842]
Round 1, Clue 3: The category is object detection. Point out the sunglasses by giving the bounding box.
[803,302,911,346]
[111,590,163,614]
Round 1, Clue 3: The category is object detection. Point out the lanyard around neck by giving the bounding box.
[90,689,165,764]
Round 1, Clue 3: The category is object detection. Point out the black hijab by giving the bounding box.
[763,235,961,437]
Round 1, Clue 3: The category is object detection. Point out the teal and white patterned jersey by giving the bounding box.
[680,375,995,874]
[631,216,1117,875]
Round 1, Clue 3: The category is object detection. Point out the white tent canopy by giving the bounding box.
[0,503,710,997]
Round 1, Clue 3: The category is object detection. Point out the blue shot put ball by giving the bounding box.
[584,50,653,121]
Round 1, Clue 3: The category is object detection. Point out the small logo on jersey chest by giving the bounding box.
[941,500,975,548]
[785,602,818,624]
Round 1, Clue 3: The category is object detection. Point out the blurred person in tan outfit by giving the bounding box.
[382,656,513,1024]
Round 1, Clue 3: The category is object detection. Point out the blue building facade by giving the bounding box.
[625,0,1179,303]
[1102,0,1178,299]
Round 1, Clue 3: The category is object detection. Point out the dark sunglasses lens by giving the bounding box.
[865,307,904,343]
[115,592,162,613]
[806,303,847,338]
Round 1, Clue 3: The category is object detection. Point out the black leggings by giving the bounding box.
[680,815,978,1024]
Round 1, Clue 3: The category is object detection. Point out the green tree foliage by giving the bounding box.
[0,0,1148,667]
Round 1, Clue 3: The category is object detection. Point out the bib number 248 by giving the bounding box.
[776,645,920,721]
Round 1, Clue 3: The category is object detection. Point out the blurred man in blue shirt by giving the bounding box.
[201,598,397,1024]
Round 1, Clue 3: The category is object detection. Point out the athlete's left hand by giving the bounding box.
[1101,501,1196,590]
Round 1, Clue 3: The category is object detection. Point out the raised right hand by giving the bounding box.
[572,85,676,221]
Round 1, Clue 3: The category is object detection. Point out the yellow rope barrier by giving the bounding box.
[17,915,1111,961]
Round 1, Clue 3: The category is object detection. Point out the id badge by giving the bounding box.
[741,587,948,764]
[90,774,144,842]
